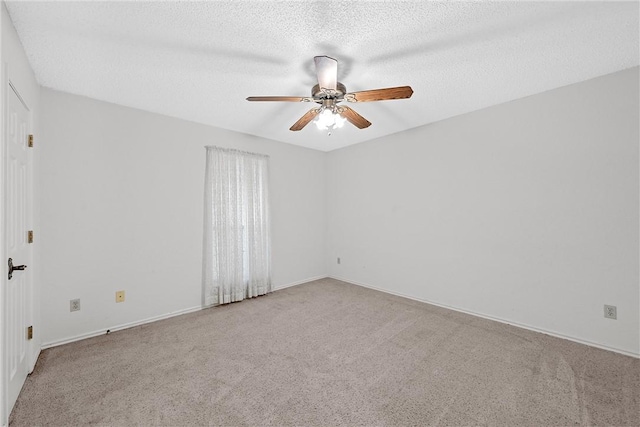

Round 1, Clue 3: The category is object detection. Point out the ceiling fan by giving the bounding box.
[246,56,413,132]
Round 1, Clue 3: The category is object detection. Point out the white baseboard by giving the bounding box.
[273,275,328,291]
[329,275,640,359]
[41,276,329,350]
[29,348,41,373]
[41,305,204,350]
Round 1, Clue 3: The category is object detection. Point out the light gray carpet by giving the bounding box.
[9,278,640,426]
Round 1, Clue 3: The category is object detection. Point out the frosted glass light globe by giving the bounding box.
[315,108,345,130]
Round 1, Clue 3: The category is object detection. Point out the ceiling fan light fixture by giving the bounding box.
[247,56,413,132]
[315,107,345,130]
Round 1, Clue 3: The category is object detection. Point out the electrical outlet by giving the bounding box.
[604,305,617,320]
[115,291,125,303]
[337,257,341,264]
[70,299,81,312]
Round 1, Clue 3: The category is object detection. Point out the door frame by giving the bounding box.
[0,70,35,426]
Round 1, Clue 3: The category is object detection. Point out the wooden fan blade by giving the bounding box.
[247,96,309,102]
[339,106,372,129]
[345,86,413,102]
[290,108,320,131]
[314,56,338,90]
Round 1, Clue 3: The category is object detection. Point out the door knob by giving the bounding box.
[8,258,27,280]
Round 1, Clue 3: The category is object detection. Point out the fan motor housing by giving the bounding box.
[312,82,346,100]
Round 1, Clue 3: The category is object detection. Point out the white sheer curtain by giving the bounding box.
[203,146,271,306]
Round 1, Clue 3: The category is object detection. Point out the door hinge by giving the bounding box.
[27,326,33,340]
[28,134,33,148]
[28,230,33,244]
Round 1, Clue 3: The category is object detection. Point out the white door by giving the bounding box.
[4,84,32,414]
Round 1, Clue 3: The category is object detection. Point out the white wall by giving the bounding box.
[33,67,640,357]
[327,67,639,356]
[1,3,41,423]
[39,89,326,346]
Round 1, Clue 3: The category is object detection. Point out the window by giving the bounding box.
[202,146,271,306]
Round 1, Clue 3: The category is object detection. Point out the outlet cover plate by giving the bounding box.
[70,299,80,312]
[604,304,617,320]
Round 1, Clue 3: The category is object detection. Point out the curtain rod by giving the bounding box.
[205,146,270,159]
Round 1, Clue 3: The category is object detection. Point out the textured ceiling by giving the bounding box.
[6,1,639,152]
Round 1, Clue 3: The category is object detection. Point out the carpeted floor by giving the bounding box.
[9,278,640,426]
